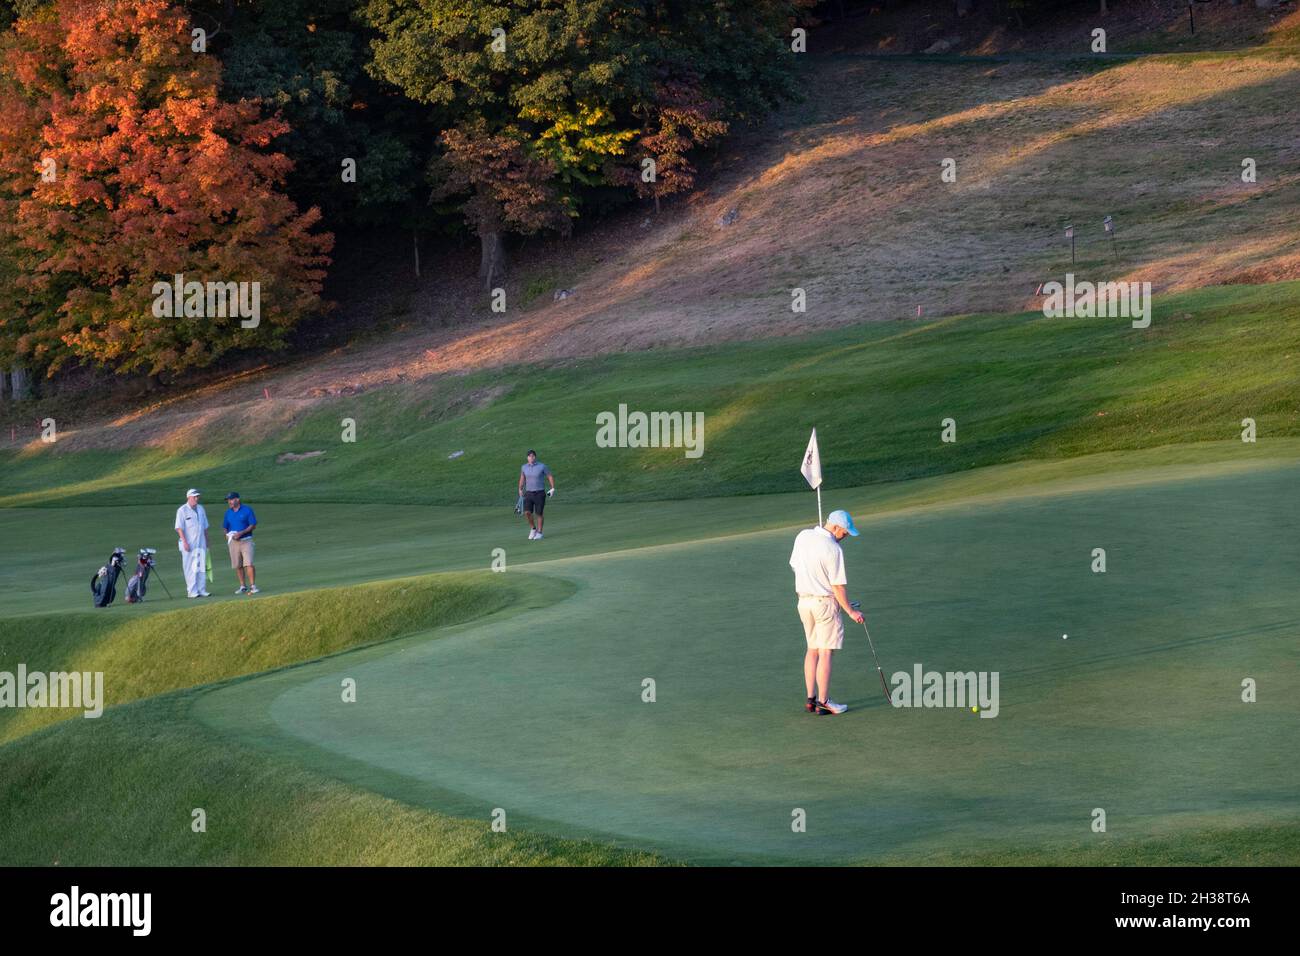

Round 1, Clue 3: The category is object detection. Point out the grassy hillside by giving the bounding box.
[3,281,1297,507]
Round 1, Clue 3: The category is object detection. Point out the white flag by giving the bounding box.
[800,428,822,489]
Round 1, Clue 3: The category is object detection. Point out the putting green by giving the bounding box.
[192,454,1300,864]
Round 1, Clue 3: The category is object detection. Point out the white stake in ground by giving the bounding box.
[800,427,823,526]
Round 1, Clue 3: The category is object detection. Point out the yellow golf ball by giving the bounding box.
[971,706,978,713]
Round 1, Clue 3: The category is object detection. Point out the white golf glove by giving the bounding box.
[547,488,555,498]
[226,531,237,542]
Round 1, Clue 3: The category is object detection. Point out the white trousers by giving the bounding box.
[182,547,207,596]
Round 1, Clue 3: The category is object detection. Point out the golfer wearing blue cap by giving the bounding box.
[789,509,865,715]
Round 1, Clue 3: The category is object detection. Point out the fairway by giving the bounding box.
[188,453,1300,864]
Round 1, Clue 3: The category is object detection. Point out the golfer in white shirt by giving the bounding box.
[789,509,864,715]
[175,488,211,598]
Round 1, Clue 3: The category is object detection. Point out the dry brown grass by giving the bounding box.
[50,52,1300,451]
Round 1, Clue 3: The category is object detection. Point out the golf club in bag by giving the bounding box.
[126,548,172,602]
[90,548,127,608]
[849,601,893,707]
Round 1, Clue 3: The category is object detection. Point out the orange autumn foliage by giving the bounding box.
[0,0,332,376]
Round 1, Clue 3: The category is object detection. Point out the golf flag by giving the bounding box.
[801,428,823,489]
[204,548,213,583]
[801,428,823,526]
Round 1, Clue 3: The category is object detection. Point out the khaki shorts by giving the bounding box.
[798,595,844,650]
[228,537,255,569]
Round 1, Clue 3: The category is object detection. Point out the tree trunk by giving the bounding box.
[479,230,507,288]
[9,365,31,401]
[1099,0,1107,16]
[0,369,8,403]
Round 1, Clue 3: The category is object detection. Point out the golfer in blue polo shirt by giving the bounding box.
[222,492,260,594]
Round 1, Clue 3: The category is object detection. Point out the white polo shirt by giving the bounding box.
[789,526,847,596]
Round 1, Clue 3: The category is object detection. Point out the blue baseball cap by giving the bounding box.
[827,509,859,536]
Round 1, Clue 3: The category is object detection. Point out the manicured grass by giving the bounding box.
[0,567,652,865]
[7,440,1294,618]
[188,456,1300,864]
[2,281,1296,863]
[5,451,1297,865]
[3,280,1297,866]
[0,694,664,866]
[2,282,1298,508]
[0,570,574,744]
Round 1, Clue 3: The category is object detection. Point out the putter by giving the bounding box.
[850,601,893,707]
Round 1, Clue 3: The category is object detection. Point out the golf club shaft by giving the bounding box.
[862,621,892,705]
[851,602,893,707]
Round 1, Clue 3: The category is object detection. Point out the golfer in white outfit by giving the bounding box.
[789,508,864,715]
[175,488,211,598]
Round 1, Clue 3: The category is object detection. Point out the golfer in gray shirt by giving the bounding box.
[518,449,556,540]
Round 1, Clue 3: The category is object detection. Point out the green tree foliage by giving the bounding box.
[361,0,808,274]
[190,0,430,228]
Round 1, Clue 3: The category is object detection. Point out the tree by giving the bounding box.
[430,119,569,285]
[0,0,333,379]
[606,79,728,214]
[361,0,807,277]
[192,0,429,229]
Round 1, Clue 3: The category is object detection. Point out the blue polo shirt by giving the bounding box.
[222,504,257,538]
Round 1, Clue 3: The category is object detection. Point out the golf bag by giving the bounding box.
[91,548,127,608]
[125,548,158,603]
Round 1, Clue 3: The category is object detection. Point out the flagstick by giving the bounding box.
[816,486,823,527]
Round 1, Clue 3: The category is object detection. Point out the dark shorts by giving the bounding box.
[524,490,546,515]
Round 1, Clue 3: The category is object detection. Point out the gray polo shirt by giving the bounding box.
[521,461,551,491]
